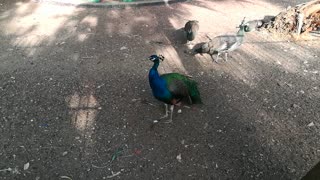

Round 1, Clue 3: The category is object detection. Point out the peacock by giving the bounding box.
[195,17,248,62]
[148,55,202,123]
[184,20,199,45]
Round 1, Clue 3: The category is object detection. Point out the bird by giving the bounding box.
[184,20,199,45]
[194,17,248,62]
[148,55,202,123]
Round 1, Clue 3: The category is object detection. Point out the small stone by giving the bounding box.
[203,122,208,129]
[176,154,182,163]
[307,122,315,127]
[62,151,68,156]
[291,104,299,108]
[120,46,128,50]
[177,109,182,114]
[290,168,296,173]
[181,140,185,144]
[24,162,30,170]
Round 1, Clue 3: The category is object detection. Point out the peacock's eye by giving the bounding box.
[149,55,158,61]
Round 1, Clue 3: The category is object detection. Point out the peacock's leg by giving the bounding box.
[164,105,174,123]
[215,53,220,63]
[160,104,169,119]
[211,54,217,63]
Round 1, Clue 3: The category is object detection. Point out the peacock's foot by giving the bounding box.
[160,113,169,119]
[159,104,169,119]
[152,118,172,124]
[211,55,219,63]
[152,113,169,124]
[152,104,174,124]
[163,119,173,123]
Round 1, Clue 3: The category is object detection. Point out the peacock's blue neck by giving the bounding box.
[152,60,160,70]
[148,60,172,102]
[149,60,160,81]
[237,26,245,36]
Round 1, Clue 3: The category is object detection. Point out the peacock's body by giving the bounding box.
[184,20,199,44]
[243,20,263,32]
[195,18,248,62]
[148,55,202,122]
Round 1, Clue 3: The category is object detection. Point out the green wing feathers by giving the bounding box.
[161,73,202,104]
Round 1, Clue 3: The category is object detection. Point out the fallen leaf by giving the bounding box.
[134,149,142,155]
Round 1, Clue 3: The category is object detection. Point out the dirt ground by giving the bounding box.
[0,0,319,179]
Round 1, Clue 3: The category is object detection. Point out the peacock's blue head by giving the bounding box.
[236,17,248,35]
[149,55,164,62]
